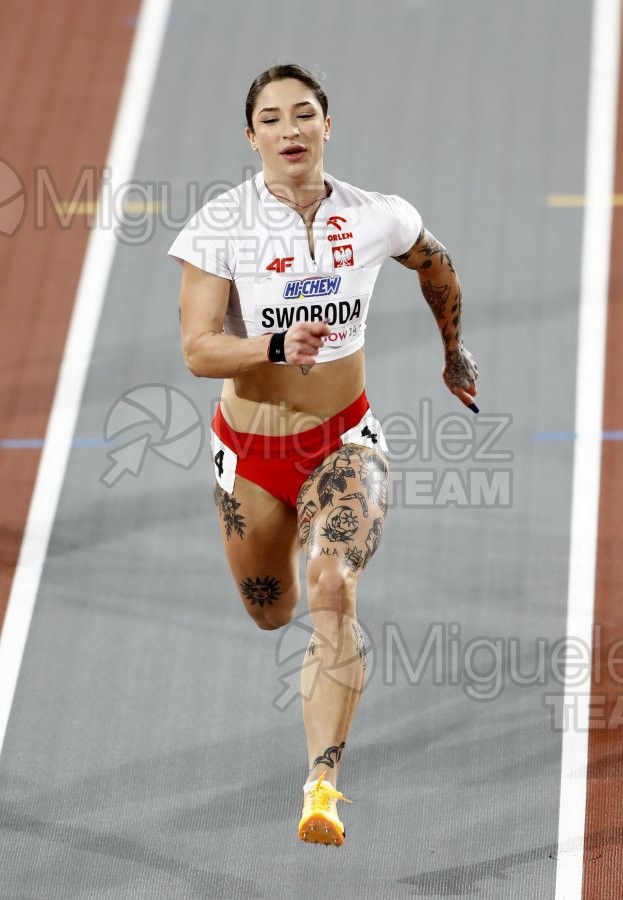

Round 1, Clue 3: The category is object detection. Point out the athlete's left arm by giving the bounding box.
[393,227,479,408]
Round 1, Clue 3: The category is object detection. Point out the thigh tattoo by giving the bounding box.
[214,483,246,540]
[296,446,389,564]
[239,575,282,607]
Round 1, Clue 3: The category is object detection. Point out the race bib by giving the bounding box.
[251,268,374,355]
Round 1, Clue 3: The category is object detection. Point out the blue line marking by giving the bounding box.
[71,437,110,448]
[0,439,45,449]
[1,432,621,450]
[532,432,577,442]
[0,437,110,449]
[532,431,623,442]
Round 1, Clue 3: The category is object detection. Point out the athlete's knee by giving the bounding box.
[258,606,296,630]
[243,596,297,630]
[253,617,281,631]
[307,559,356,613]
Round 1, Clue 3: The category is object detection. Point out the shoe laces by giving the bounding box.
[309,771,353,810]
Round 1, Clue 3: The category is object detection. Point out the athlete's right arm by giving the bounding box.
[178,262,330,377]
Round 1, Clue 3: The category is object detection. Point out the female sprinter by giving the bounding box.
[169,64,478,846]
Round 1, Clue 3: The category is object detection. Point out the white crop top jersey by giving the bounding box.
[168,172,422,363]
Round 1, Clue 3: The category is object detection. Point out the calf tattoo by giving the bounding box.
[352,622,367,670]
[311,741,346,771]
[214,484,246,540]
[239,575,281,607]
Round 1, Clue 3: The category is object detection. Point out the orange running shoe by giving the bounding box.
[298,770,352,846]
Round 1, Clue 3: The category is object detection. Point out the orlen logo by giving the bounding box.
[283,275,342,299]
[327,215,347,230]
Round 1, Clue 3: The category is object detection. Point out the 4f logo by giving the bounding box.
[327,215,347,230]
[361,425,378,444]
[266,257,294,274]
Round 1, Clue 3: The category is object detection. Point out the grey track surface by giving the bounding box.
[0,1,591,898]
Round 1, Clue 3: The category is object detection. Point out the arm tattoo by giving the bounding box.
[421,281,463,349]
[420,279,451,319]
[417,236,455,273]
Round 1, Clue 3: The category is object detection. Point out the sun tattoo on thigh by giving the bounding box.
[214,484,246,540]
[239,575,281,607]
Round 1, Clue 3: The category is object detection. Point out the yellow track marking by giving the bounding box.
[54,201,162,214]
[547,194,623,207]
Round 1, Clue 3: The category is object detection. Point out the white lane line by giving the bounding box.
[554,0,622,897]
[0,0,174,754]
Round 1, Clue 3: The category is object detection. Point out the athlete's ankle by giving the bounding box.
[306,766,338,789]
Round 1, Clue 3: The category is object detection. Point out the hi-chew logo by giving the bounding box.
[283,275,342,299]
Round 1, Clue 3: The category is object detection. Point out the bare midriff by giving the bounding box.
[220,348,365,434]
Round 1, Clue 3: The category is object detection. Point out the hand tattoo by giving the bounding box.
[444,346,478,389]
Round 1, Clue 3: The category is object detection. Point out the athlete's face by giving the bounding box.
[246,79,330,184]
